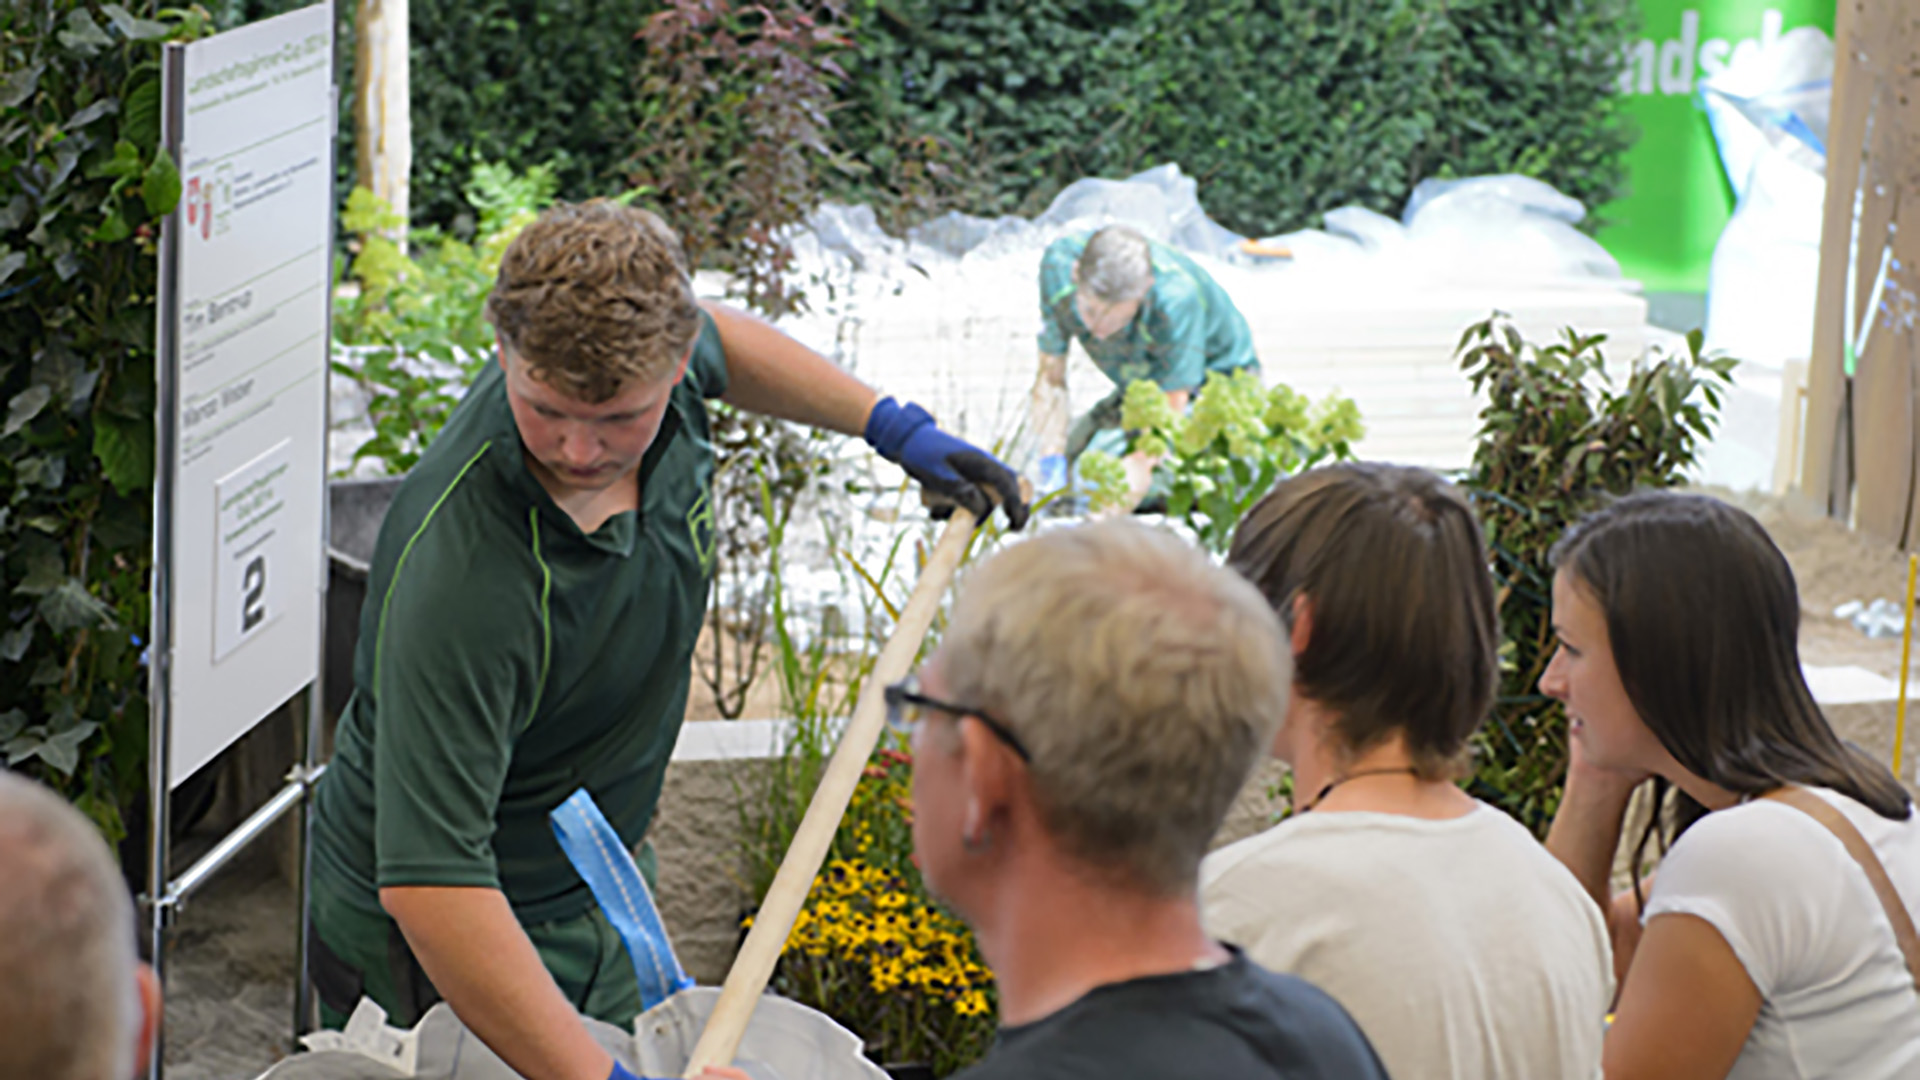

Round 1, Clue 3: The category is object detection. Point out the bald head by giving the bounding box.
[0,770,150,1080]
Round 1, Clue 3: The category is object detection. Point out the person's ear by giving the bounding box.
[132,963,162,1079]
[958,717,1017,851]
[1288,593,1313,658]
[673,342,695,387]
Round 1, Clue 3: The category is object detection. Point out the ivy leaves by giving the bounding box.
[1,706,101,776]
[2,2,194,842]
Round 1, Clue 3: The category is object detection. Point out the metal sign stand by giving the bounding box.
[146,11,338,1075]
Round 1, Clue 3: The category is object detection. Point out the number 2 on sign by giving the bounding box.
[242,555,267,632]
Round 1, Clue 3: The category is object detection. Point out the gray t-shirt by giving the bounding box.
[953,950,1387,1080]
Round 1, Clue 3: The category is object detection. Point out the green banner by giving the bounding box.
[1598,1,1835,293]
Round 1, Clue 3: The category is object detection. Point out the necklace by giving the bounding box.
[1302,766,1421,813]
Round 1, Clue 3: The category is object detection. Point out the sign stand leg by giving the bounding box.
[293,679,324,1041]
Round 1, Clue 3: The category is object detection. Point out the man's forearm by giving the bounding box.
[706,301,878,436]
[381,885,613,1080]
[1035,352,1066,390]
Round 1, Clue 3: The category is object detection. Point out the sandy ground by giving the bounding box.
[160,840,300,1080]
[1708,487,1916,683]
[161,490,1919,1079]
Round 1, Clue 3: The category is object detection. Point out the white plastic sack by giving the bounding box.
[632,988,887,1080]
[1701,26,1833,368]
[254,994,887,1080]
[1256,175,1626,292]
[1691,26,1833,492]
[892,161,1247,265]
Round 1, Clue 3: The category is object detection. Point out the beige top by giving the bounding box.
[1201,803,1613,1080]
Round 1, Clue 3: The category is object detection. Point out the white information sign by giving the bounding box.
[162,6,333,787]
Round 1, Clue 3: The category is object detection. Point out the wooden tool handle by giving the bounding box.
[683,509,978,1076]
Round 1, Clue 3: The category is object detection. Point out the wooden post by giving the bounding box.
[354,0,410,249]
[1797,0,1867,518]
[1796,0,1920,550]
[1839,2,1919,549]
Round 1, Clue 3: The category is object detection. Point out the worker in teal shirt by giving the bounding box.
[1035,225,1259,473]
[308,201,1026,1080]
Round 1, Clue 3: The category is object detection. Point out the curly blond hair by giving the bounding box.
[484,200,703,402]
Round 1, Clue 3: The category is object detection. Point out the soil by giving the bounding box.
[160,840,299,1080]
[1705,486,1916,683]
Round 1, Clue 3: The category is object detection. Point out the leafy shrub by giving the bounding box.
[0,2,199,841]
[628,0,848,315]
[1081,371,1363,554]
[1455,316,1733,834]
[330,162,555,474]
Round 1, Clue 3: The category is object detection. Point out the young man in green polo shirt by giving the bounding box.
[309,201,1027,1080]
[1032,225,1259,506]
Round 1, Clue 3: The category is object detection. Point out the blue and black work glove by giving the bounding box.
[864,398,1030,531]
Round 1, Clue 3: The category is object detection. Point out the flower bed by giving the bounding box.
[756,745,996,1075]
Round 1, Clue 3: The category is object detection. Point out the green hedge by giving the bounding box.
[838,0,1639,236]
[225,0,650,231]
[227,0,1635,241]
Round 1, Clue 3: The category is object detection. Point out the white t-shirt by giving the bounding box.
[1643,787,1920,1080]
[1200,803,1613,1080]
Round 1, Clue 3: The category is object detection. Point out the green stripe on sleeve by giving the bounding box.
[524,506,554,728]
[372,442,494,702]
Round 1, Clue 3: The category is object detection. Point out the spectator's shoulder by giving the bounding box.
[1202,818,1353,895]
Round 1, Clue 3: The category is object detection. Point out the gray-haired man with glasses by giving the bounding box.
[892,518,1388,1079]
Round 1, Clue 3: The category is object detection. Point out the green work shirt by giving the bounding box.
[1036,230,1258,392]
[311,313,726,927]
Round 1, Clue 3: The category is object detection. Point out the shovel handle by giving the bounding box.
[683,509,978,1076]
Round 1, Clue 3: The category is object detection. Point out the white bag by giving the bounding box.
[255,994,887,1080]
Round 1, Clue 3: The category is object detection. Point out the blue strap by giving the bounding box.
[550,788,695,1011]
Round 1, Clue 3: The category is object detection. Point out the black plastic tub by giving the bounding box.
[325,477,403,735]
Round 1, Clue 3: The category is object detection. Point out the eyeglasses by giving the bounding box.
[883,675,1032,762]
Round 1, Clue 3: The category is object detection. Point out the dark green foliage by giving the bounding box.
[404,0,654,235]
[1455,316,1735,836]
[1425,0,1641,217]
[239,0,1634,244]
[829,0,1152,218]
[1115,0,1448,233]
[221,0,651,234]
[834,0,1639,237]
[1,2,200,841]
